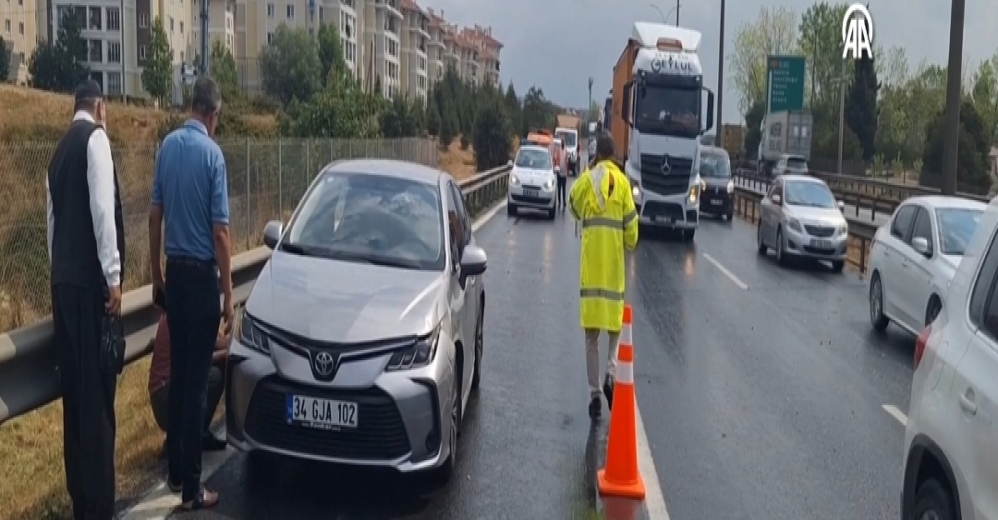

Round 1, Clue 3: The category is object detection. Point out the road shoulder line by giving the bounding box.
[881,404,908,427]
[702,253,749,290]
[635,403,671,519]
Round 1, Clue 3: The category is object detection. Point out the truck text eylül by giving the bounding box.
[611,22,715,241]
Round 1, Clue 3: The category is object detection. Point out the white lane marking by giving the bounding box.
[702,253,749,291]
[121,199,510,519]
[636,402,671,519]
[882,404,908,427]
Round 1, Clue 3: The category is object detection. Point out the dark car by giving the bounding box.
[698,147,734,221]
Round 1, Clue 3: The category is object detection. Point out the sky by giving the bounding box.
[425,0,998,126]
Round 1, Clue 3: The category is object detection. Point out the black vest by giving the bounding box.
[48,119,126,292]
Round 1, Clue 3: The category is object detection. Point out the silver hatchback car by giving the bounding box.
[756,174,849,271]
[226,159,487,484]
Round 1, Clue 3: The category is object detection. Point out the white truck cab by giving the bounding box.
[619,23,715,241]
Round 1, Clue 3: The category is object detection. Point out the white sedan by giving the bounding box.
[507,145,557,220]
[868,195,986,335]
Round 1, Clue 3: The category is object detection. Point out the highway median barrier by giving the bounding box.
[598,304,646,500]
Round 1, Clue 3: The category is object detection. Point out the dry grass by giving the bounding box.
[0,358,165,520]
[438,137,477,180]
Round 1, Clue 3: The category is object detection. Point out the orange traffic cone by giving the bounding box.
[597,304,646,500]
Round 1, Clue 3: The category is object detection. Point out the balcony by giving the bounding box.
[408,21,430,39]
[375,0,403,20]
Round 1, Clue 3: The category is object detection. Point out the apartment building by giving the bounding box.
[398,0,425,101]
[1,0,41,84]
[361,0,401,98]
[461,23,500,87]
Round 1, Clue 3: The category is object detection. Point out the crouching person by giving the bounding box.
[148,312,230,455]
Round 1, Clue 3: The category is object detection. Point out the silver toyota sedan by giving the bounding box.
[756,174,849,272]
[226,159,488,484]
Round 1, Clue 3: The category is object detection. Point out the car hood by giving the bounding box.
[512,167,554,183]
[702,176,731,188]
[786,205,846,225]
[246,251,447,343]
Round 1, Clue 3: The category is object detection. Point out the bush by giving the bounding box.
[473,99,511,172]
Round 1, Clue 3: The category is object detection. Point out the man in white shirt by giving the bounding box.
[47,79,124,520]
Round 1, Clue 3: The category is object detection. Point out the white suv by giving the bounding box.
[901,197,998,520]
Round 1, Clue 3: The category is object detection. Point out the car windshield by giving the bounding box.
[281,171,445,270]
[699,153,731,178]
[515,148,552,169]
[784,181,836,208]
[936,207,983,256]
[556,131,577,148]
[786,157,808,169]
[634,85,700,138]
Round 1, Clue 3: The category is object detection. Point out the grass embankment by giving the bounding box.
[0,84,478,520]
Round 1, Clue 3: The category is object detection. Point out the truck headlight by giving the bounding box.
[688,185,699,204]
[726,180,734,194]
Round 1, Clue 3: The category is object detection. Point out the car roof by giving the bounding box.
[700,146,729,157]
[902,195,988,211]
[518,145,550,154]
[322,159,445,186]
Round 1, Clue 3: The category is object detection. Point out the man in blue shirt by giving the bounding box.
[148,76,232,511]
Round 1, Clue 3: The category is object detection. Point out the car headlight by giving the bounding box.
[543,179,555,191]
[726,180,734,194]
[238,311,270,353]
[385,325,441,371]
[510,175,520,186]
[838,222,849,236]
[786,217,803,233]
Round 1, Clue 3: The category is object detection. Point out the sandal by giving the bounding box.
[180,487,219,510]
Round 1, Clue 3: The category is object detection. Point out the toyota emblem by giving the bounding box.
[660,155,672,174]
[313,350,336,378]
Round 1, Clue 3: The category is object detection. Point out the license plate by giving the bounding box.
[710,199,723,206]
[653,215,675,224]
[811,239,833,249]
[286,394,358,429]
[522,189,538,198]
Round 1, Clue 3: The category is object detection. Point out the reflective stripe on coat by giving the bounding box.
[568,160,639,331]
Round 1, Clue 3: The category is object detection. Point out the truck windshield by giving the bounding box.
[635,85,700,138]
[556,131,577,148]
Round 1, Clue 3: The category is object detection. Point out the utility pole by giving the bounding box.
[588,77,593,118]
[200,0,210,75]
[675,0,680,25]
[941,0,966,195]
[837,57,846,174]
[715,0,725,148]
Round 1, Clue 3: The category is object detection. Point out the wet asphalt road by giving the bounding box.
[170,189,916,519]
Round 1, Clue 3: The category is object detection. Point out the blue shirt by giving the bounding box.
[151,120,229,261]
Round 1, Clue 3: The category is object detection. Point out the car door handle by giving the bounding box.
[959,390,978,415]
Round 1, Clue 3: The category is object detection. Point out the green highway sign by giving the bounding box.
[765,55,806,113]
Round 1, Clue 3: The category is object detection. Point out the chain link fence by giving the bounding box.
[0,137,439,331]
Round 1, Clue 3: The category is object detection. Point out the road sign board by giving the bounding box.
[765,55,806,113]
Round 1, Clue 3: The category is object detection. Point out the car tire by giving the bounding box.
[757,222,767,255]
[547,207,556,220]
[507,203,516,217]
[471,306,484,391]
[831,260,845,273]
[925,296,942,327]
[869,273,890,333]
[430,377,460,486]
[725,211,733,222]
[912,479,956,520]
[776,227,789,266]
[682,229,695,241]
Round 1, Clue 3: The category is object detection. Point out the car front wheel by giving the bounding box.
[869,273,889,333]
[912,479,956,520]
[471,306,484,391]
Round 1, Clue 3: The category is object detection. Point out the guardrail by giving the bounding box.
[731,184,879,274]
[0,164,512,426]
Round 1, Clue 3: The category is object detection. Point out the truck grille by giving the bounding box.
[639,154,693,196]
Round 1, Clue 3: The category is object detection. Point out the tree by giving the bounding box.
[921,100,992,194]
[845,56,879,161]
[439,103,457,146]
[474,96,512,171]
[210,40,239,100]
[521,86,559,135]
[259,25,321,106]
[317,23,346,85]
[379,96,419,137]
[279,71,380,138]
[970,51,998,146]
[743,100,766,159]
[141,17,172,104]
[797,2,850,110]
[728,6,799,115]
[425,91,441,135]
[0,36,10,81]
[30,9,88,92]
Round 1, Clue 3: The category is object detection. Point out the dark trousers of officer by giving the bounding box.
[557,175,567,207]
[164,257,221,502]
[52,284,116,520]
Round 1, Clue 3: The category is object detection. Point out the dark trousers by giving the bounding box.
[164,258,221,502]
[557,176,567,207]
[52,284,116,520]
[150,363,224,434]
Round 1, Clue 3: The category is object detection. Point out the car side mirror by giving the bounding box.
[771,194,782,205]
[837,200,845,211]
[912,236,933,257]
[460,244,488,280]
[263,220,283,250]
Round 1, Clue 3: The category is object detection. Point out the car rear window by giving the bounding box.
[936,207,984,256]
[787,158,808,169]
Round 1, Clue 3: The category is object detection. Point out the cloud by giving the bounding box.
[423,0,996,125]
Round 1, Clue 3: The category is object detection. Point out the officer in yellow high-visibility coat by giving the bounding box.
[568,133,638,419]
